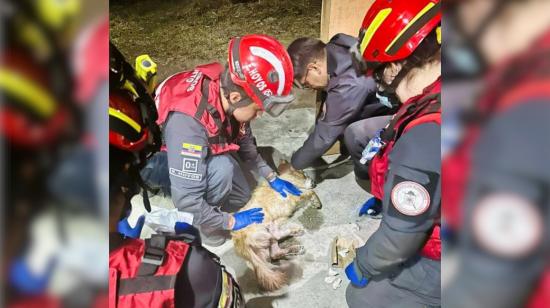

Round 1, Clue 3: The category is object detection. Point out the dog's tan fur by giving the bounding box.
[232,161,322,291]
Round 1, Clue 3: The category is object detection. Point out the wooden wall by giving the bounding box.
[320,0,374,42]
[317,0,374,155]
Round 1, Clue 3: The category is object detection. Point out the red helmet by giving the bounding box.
[0,49,69,148]
[109,90,149,152]
[227,34,295,117]
[353,0,441,75]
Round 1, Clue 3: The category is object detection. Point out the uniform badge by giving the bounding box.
[391,181,431,216]
[169,142,204,181]
[181,142,203,158]
[472,193,542,258]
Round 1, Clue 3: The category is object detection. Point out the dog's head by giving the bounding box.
[277,160,315,189]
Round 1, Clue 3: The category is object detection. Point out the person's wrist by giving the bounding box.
[266,172,277,182]
[228,215,235,230]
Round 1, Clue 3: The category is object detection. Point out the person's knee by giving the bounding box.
[344,123,364,157]
[363,116,391,139]
[206,155,235,196]
[141,151,171,195]
[236,184,252,205]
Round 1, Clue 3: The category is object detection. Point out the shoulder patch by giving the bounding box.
[472,193,542,258]
[181,142,203,158]
[390,181,431,216]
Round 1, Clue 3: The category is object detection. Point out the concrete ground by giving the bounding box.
[204,106,380,308]
[129,104,381,308]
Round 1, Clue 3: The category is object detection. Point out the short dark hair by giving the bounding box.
[287,37,326,80]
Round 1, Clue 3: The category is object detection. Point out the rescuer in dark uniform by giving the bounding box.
[344,1,442,307]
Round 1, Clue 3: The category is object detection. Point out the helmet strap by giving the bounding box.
[374,53,423,108]
[225,97,253,117]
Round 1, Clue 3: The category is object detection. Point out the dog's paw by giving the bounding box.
[287,245,306,256]
[304,177,315,189]
[289,226,305,237]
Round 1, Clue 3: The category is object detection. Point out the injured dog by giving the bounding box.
[232,161,322,291]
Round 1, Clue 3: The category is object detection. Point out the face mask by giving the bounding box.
[375,90,399,109]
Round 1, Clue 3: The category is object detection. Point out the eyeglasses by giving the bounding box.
[293,67,311,90]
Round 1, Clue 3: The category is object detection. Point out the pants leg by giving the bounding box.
[225,155,253,213]
[344,116,392,180]
[140,151,171,196]
[203,154,251,214]
[141,151,252,213]
[198,154,252,246]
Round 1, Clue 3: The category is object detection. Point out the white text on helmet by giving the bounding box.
[243,63,273,97]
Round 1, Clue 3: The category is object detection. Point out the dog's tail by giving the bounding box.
[248,247,287,291]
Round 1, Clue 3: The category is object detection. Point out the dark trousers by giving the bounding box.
[343,115,392,180]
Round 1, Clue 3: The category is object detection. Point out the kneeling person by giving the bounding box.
[287,34,386,171]
[156,35,302,245]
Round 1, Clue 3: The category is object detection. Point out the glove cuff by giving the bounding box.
[266,172,277,182]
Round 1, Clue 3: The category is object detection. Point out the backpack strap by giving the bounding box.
[194,78,211,120]
[137,232,199,277]
[193,77,230,146]
[396,97,440,139]
[118,274,177,296]
[138,235,168,276]
[381,93,440,143]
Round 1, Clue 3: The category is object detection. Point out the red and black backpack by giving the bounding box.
[109,234,244,308]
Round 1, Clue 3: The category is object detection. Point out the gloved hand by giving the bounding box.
[174,221,197,236]
[117,215,145,239]
[345,260,369,288]
[269,177,302,198]
[10,256,57,294]
[232,208,265,231]
[358,197,382,217]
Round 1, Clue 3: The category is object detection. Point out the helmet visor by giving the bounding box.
[263,93,295,117]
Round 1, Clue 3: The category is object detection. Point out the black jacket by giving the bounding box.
[291,33,380,169]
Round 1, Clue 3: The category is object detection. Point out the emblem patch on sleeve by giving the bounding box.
[169,142,204,181]
[181,143,203,158]
[472,193,542,258]
[391,181,431,216]
[182,157,198,173]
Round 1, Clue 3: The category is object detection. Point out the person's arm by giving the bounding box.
[291,80,373,170]
[164,112,232,234]
[444,101,549,308]
[237,122,274,179]
[354,123,441,278]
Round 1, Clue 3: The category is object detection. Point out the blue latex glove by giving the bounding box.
[117,215,145,239]
[359,197,382,217]
[232,208,265,231]
[10,256,56,295]
[345,260,369,288]
[269,177,302,198]
[174,221,197,236]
